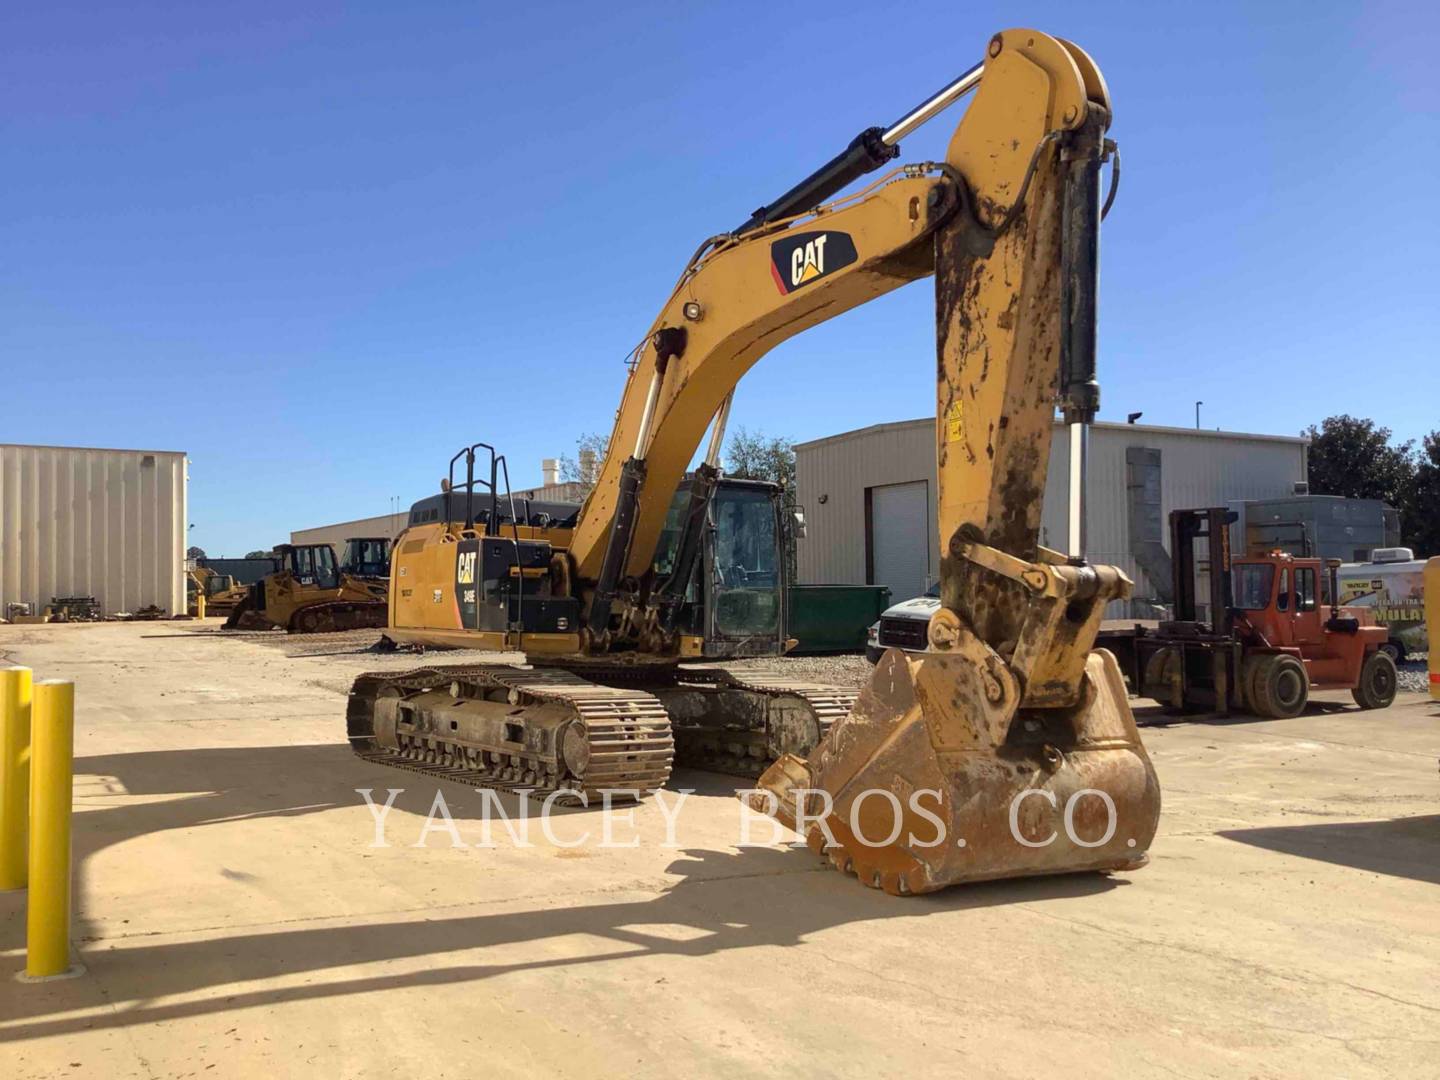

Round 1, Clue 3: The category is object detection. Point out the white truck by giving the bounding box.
[1336,547,1429,661]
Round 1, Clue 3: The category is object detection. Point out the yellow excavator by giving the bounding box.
[225,539,391,632]
[347,27,1161,893]
[187,568,249,619]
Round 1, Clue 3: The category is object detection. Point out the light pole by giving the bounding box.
[1195,401,1203,429]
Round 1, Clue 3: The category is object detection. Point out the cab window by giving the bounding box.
[312,545,340,589]
[1233,563,1275,610]
[1276,568,1290,612]
[1295,567,1316,611]
[293,547,315,582]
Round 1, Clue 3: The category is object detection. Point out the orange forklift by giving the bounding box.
[1136,508,1397,718]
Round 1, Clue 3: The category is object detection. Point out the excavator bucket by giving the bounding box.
[750,646,1160,895]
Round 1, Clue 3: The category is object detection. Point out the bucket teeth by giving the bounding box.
[751,648,1162,893]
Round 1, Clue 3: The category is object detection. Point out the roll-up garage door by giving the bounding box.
[868,480,930,601]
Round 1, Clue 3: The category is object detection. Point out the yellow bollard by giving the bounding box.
[23,679,84,981]
[0,667,31,891]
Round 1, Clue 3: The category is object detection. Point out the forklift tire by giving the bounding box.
[1249,654,1309,719]
[1351,651,1398,710]
[1239,654,1266,715]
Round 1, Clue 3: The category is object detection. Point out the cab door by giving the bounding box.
[702,484,786,657]
[1288,564,1326,655]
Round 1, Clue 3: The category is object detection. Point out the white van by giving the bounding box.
[1336,548,1428,661]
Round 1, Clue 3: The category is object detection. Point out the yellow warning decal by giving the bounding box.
[945,401,964,442]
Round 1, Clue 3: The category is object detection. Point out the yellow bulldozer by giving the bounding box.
[345,27,1161,894]
[225,538,391,633]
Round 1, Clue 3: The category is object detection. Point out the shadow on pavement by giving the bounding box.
[0,845,1120,1041]
[1133,698,1358,729]
[0,741,1124,1041]
[1218,814,1440,885]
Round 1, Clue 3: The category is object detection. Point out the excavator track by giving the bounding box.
[527,658,861,776]
[288,601,387,634]
[666,666,861,776]
[347,665,673,803]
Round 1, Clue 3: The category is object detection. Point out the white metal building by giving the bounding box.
[795,419,1309,610]
[0,443,189,618]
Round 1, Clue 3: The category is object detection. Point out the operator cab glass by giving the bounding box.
[708,484,782,640]
[1233,562,1274,610]
[652,491,689,584]
[342,538,391,578]
[291,545,340,590]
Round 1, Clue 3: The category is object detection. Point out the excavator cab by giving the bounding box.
[652,476,789,657]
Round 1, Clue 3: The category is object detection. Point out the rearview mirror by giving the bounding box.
[792,509,807,539]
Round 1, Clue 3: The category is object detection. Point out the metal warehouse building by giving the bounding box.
[290,511,410,556]
[0,443,189,619]
[290,479,589,552]
[795,419,1309,611]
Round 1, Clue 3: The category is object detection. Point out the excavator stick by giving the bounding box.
[750,29,1161,892]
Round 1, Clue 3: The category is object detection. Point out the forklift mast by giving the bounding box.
[1169,508,1237,633]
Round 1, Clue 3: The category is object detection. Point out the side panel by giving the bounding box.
[390,526,464,631]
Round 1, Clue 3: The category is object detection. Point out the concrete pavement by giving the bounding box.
[1,621,1437,1078]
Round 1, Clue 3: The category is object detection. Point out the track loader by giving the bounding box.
[225,541,389,633]
[347,27,1161,893]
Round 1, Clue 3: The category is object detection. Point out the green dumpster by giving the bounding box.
[787,585,892,654]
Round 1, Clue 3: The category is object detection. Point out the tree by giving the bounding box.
[725,427,799,579]
[1404,431,1440,557]
[186,545,206,560]
[724,426,796,490]
[1304,415,1414,507]
[559,432,608,489]
[244,549,277,560]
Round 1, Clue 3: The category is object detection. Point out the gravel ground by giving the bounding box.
[1397,652,1430,694]
[721,652,873,686]
[192,621,1431,696]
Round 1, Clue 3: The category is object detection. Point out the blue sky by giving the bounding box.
[4,1,1437,555]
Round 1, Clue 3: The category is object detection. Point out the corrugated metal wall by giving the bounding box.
[796,420,1308,608]
[1041,424,1309,602]
[0,444,188,617]
[796,420,937,596]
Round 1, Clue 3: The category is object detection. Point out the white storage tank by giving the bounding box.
[0,443,188,619]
